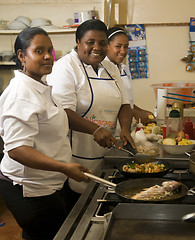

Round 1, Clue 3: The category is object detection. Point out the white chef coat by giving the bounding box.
[47,49,130,193]
[0,70,72,197]
[104,57,134,108]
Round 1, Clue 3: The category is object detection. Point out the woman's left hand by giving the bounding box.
[133,108,155,125]
[120,128,135,149]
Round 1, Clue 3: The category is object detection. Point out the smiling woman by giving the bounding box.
[106,27,155,125]
[47,19,135,195]
[0,27,90,240]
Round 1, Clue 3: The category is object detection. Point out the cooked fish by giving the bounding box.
[131,181,181,200]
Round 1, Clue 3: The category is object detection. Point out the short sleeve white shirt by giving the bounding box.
[0,70,72,197]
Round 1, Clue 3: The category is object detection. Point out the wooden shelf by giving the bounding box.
[0,28,76,35]
[116,22,189,27]
[0,61,15,65]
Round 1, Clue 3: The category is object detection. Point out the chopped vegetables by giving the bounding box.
[123,162,166,173]
[162,136,194,146]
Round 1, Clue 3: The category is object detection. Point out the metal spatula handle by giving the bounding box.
[84,172,116,188]
[112,145,135,156]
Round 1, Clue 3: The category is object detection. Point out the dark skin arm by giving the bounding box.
[118,104,135,148]
[8,145,90,182]
[65,108,120,148]
[132,104,155,125]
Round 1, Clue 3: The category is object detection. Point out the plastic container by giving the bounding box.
[183,117,193,139]
[166,110,183,138]
[151,82,195,105]
[136,119,144,132]
[193,123,195,140]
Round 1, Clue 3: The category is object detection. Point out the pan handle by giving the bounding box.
[84,172,117,188]
[182,213,195,223]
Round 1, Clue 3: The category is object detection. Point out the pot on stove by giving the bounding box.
[189,152,195,176]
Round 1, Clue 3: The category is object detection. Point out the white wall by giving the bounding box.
[126,0,195,112]
[0,0,104,26]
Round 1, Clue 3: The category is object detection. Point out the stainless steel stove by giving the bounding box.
[54,151,195,240]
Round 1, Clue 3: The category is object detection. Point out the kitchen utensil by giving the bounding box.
[7,20,28,30]
[180,53,194,63]
[16,16,31,27]
[167,92,195,98]
[84,172,116,188]
[112,142,155,164]
[158,139,195,155]
[84,173,188,203]
[182,213,195,223]
[163,96,192,103]
[189,152,195,176]
[117,159,172,178]
[151,82,195,105]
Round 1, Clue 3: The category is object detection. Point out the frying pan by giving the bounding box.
[117,159,172,178]
[84,173,189,203]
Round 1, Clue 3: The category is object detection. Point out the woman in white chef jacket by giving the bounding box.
[106,27,154,125]
[0,27,90,240]
[47,19,134,194]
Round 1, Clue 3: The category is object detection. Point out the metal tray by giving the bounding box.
[103,203,195,240]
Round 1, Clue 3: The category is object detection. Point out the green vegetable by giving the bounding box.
[127,163,136,169]
[162,138,176,145]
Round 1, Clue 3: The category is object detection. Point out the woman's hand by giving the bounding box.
[120,127,135,149]
[133,106,155,125]
[93,127,120,149]
[62,163,91,183]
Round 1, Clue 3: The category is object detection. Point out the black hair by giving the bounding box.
[14,27,49,69]
[75,19,107,43]
[107,27,128,43]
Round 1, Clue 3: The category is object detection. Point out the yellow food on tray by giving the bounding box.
[143,123,161,135]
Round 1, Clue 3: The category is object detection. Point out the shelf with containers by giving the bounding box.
[0,28,77,91]
[0,28,77,65]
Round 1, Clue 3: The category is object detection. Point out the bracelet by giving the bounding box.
[93,126,103,137]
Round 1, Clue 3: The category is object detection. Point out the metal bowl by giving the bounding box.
[158,140,195,155]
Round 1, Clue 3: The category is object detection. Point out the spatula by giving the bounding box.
[113,142,155,164]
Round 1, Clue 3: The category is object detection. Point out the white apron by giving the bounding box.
[69,61,122,193]
[115,68,134,137]
[120,67,134,107]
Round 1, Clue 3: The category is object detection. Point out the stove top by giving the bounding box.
[54,156,195,240]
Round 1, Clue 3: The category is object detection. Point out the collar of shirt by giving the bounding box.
[14,70,51,95]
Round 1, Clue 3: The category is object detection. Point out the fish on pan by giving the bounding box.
[131,181,181,201]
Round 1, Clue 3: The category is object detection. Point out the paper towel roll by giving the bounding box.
[157,88,167,121]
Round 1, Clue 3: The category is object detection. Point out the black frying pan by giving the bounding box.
[117,159,172,178]
[84,173,189,203]
[115,178,189,203]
